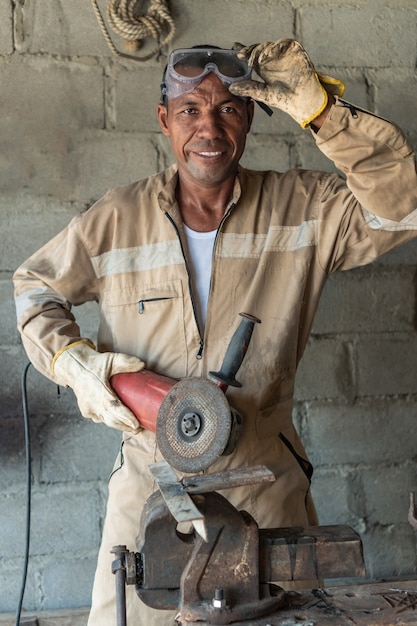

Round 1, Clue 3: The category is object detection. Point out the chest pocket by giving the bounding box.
[101,280,187,375]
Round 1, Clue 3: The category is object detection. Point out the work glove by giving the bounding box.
[229,39,344,128]
[52,341,145,433]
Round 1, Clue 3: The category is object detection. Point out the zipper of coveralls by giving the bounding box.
[165,202,236,361]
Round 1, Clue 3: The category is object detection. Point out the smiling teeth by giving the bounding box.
[198,151,222,156]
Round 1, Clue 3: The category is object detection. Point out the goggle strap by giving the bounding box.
[256,100,274,117]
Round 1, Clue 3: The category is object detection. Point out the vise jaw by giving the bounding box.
[136,490,286,624]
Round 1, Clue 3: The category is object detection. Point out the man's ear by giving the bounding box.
[157,103,170,136]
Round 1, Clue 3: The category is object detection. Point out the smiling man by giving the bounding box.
[13,41,417,626]
[158,73,253,194]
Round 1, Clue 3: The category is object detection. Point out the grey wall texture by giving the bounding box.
[1,0,417,616]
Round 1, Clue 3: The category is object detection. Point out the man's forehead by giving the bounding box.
[170,73,245,106]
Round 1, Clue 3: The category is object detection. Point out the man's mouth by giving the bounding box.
[193,150,225,159]
[194,150,224,158]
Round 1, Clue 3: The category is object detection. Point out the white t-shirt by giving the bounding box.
[183,225,217,330]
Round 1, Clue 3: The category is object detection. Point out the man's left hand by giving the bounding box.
[230,39,344,128]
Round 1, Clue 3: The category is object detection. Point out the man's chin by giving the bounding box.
[183,161,237,186]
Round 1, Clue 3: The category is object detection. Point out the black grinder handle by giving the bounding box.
[209,312,261,389]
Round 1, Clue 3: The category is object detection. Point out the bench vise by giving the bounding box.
[111,462,365,625]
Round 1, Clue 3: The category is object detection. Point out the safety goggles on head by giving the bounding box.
[161,47,273,116]
[162,47,251,99]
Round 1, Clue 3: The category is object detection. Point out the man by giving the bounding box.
[14,39,417,626]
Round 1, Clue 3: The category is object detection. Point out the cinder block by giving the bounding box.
[294,133,337,173]
[310,467,361,527]
[15,0,109,56]
[0,1,13,55]
[31,487,102,555]
[114,64,166,133]
[0,57,103,196]
[1,196,81,270]
[0,555,96,613]
[371,68,417,140]
[361,463,417,526]
[0,486,102,558]
[361,523,417,580]
[41,555,97,609]
[0,416,31,489]
[0,345,34,415]
[2,128,158,203]
[356,335,417,396]
[0,279,20,345]
[312,268,416,335]
[70,131,159,202]
[301,399,417,467]
[172,0,295,49]
[240,134,292,172]
[0,490,27,559]
[300,4,417,69]
[0,56,103,134]
[38,415,122,484]
[1,368,120,482]
[295,337,354,402]
[0,344,75,416]
[251,101,297,137]
[0,557,38,612]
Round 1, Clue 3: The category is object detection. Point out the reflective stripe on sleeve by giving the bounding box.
[15,287,70,323]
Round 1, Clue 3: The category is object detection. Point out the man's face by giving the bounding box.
[157,73,254,188]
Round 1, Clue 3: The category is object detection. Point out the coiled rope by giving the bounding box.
[91,0,175,61]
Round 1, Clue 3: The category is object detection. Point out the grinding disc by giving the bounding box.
[156,377,232,473]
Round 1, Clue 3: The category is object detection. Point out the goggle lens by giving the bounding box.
[171,49,250,81]
[162,48,252,100]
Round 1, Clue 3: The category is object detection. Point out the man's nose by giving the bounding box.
[196,111,225,138]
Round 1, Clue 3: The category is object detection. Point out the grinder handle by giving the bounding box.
[209,312,261,389]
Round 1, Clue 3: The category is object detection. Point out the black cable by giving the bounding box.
[15,361,32,626]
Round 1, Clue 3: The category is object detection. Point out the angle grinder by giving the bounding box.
[110,313,260,473]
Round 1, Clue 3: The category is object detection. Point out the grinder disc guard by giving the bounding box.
[156,377,232,473]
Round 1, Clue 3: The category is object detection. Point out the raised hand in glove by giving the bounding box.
[52,340,145,433]
[229,39,344,128]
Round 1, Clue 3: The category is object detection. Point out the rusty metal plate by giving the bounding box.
[157,377,231,473]
[181,465,276,494]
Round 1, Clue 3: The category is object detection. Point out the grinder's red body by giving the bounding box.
[110,369,176,432]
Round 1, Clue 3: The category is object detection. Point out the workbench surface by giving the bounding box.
[185,580,417,625]
[277,580,417,625]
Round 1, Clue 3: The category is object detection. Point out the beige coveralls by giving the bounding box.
[14,99,417,625]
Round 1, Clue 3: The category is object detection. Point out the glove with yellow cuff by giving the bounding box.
[229,39,344,128]
[52,340,145,433]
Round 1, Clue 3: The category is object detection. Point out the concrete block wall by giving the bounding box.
[0,0,416,615]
